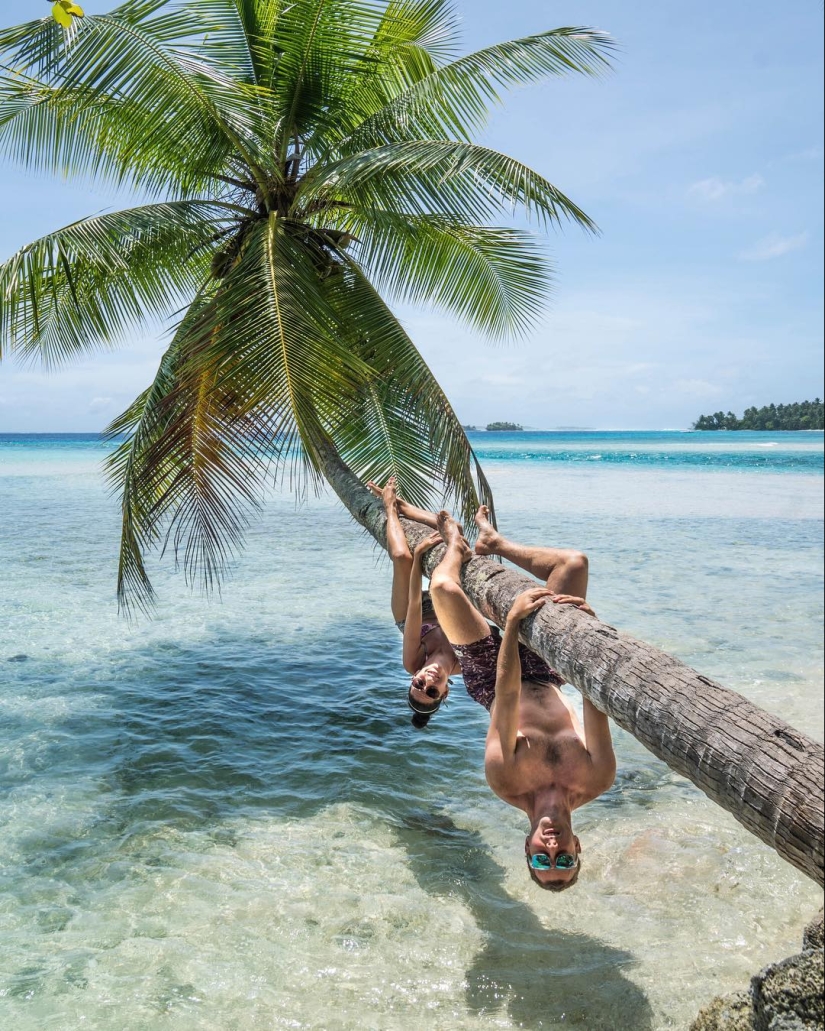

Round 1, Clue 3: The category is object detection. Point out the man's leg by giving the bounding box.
[429,512,490,645]
[397,499,440,530]
[474,506,589,597]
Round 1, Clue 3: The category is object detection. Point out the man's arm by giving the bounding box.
[487,588,554,763]
[551,594,616,789]
[583,700,617,790]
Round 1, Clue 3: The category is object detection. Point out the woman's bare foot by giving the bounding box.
[367,477,398,511]
[474,505,501,556]
[436,511,473,562]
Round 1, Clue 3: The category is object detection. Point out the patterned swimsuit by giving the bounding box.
[452,625,563,712]
[397,592,563,711]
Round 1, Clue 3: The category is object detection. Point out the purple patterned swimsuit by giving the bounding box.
[452,625,563,711]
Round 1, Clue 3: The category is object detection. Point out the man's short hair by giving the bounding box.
[527,860,581,892]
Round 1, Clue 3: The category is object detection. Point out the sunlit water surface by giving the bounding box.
[1,432,822,1030]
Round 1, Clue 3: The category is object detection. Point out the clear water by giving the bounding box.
[0,432,822,1031]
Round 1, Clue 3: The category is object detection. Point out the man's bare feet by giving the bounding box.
[436,511,473,562]
[474,505,501,556]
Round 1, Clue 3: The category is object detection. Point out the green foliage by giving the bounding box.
[486,421,523,431]
[0,0,614,611]
[693,401,824,431]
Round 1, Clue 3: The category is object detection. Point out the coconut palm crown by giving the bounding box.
[0,0,613,612]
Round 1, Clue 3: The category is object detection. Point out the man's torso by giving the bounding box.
[484,681,604,810]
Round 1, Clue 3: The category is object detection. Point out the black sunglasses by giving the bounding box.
[410,677,454,698]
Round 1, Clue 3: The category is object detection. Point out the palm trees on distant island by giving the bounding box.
[0,0,614,610]
[693,400,824,431]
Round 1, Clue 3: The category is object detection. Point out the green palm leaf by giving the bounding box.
[106,214,372,611]
[341,26,615,149]
[300,139,598,230]
[323,255,495,525]
[0,201,240,365]
[0,1,268,194]
[343,210,553,336]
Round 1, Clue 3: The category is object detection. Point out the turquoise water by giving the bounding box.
[0,432,823,1030]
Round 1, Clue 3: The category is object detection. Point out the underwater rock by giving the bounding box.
[751,949,824,1030]
[691,910,824,1031]
[802,909,823,953]
[690,991,754,1031]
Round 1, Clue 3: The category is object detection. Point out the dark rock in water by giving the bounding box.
[7,654,29,662]
[690,991,754,1031]
[803,909,824,953]
[691,910,825,1031]
[751,949,824,1030]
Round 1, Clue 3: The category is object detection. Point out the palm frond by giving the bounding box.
[342,26,615,149]
[326,0,460,140]
[323,255,495,527]
[300,138,598,230]
[0,1,269,194]
[0,201,237,365]
[271,0,378,154]
[105,287,268,617]
[106,213,373,612]
[342,210,552,337]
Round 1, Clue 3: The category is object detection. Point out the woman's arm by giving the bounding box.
[402,533,442,673]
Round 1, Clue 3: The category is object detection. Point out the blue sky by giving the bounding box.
[0,0,822,431]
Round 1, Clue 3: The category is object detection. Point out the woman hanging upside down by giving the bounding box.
[368,478,461,728]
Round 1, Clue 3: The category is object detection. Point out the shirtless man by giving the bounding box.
[429,507,616,891]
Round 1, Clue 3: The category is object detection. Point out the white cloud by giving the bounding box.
[738,232,809,261]
[672,378,724,399]
[88,396,115,414]
[687,174,765,202]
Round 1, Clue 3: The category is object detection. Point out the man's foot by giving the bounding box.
[436,509,462,542]
[474,505,501,556]
[436,511,473,562]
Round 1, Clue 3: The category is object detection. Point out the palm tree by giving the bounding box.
[0,0,613,612]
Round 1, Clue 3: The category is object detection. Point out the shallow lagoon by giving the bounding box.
[0,432,822,1029]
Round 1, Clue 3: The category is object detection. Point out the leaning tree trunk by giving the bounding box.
[318,442,825,887]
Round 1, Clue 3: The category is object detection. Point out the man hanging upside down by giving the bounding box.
[429,507,617,892]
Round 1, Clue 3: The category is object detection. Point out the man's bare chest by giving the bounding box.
[486,728,595,803]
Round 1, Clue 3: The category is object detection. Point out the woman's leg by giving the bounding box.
[474,506,589,597]
[366,480,454,531]
[429,512,490,645]
[374,479,415,623]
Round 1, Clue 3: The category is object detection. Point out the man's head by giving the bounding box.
[524,815,582,892]
[408,663,450,729]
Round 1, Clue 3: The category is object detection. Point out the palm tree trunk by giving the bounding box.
[317,441,824,888]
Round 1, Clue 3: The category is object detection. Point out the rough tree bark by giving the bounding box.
[319,442,824,888]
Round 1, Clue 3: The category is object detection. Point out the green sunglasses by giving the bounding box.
[529,852,578,871]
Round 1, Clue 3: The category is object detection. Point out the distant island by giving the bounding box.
[693,400,823,431]
[486,421,523,432]
[462,424,478,431]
